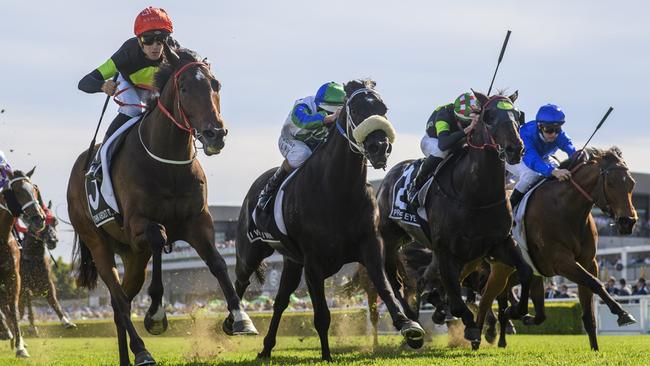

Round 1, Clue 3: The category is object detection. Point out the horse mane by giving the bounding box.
[146,48,204,109]
[558,146,625,169]
[344,78,377,96]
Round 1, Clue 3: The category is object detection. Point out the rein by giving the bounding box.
[9,177,40,211]
[335,88,385,157]
[567,158,629,217]
[138,61,208,165]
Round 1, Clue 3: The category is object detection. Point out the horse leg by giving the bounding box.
[45,278,76,329]
[490,236,533,320]
[438,251,480,343]
[385,249,417,321]
[474,261,514,349]
[496,292,510,348]
[576,259,600,350]
[258,259,303,359]
[24,290,38,337]
[137,222,168,336]
[183,213,257,335]
[556,255,635,327]
[367,285,380,349]
[304,267,333,361]
[526,276,546,325]
[8,298,28,358]
[234,241,274,299]
[0,308,12,340]
[91,244,152,366]
[360,241,425,349]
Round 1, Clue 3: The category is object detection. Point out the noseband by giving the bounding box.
[464,95,518,158]
[9,176,40,212]
[335,88,386,157]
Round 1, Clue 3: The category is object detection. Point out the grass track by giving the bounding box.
[0,334,648,365]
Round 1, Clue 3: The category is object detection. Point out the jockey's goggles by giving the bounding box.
[541,125,562,134]
[140,33,169,46]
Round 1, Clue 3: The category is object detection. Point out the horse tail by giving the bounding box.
[253,261,267,284]
[340,265,365,297]
[72,233,98,290]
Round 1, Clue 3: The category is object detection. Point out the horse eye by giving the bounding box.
[210,79,221,92]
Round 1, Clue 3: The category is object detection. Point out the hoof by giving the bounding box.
[498,340,507,348]
[16,348,30,358]
[232,318,259,335]
[522,314,536,326]
[617,312,637,326]
[432,310,446,325]
[144,311,168,335]
[257,350,271,359]
[505,323,517,335]
[63,322,78,330]
[222,315,234,336]
[134,350,156,366]
[400,321,425,349]
[26,325,39,337]
[322,354,333,362]
[484,328,496,344]
[471,340,481,351]
[464,327,481,342]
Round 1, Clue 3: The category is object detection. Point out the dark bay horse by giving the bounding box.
[67,47,256,366]
[475,147,638,350]
[0,168,46,358]
[234,79,425,361]
[19,199,77,335]
[375,92,534,344]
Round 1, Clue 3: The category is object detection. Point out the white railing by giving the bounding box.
[595,295,650,334]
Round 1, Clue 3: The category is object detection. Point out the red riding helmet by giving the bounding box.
[134,7,173,36]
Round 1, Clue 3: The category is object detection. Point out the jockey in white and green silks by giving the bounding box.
[0,150,11,190]
[257,82,346,210]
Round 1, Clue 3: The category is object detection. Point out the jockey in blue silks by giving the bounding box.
[506,103,577,208]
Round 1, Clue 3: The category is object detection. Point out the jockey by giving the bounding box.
[506,103,577,208]
[0,150,12,190]
[78,7,180,178]
[406,92,480,204]
[256,82,346,210]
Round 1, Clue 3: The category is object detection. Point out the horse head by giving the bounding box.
[589,147,638,234]
[343,79,395,169]
[33,199,58,250]
[6,168,46,233]
[474,91,524,164]
[155,46,227,156]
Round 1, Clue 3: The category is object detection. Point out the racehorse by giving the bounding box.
[67,47,256,366]
[375,92,534,343]
[474,147,638,350]
[19,198,77,335]
[0,168,46,358]
[233,79,425,361]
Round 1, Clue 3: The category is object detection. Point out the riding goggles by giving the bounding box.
[140,33,169,46]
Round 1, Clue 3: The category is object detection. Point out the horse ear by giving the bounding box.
[26,166,35,178]
[48,200,52,209]
[164,45,180,68]
[473,90,488,106]
[509,90,519,103]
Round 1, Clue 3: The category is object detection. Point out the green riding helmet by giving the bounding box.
[315,82,346,113]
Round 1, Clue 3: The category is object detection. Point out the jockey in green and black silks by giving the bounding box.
[256,82,346,211]
[406,92,481,204]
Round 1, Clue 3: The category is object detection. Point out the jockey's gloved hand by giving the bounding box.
[101,80,120,96]
[551,168,571,181]
[323,107,342,125]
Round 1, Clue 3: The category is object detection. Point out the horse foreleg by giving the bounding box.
[234,241,274,300]
[556,255,635,329]
[491,236,533,320]
[367,286,380,348]
[475,261,514,349]
[437,250,480,343]
[0,307,12,340]
[139,222,168,336]
[258,259,302,359]
[183,213,257,335]
[304,267,332,361]
[578,283,598,350]
[361,242,425,349]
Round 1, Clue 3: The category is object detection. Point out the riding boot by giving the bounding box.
[509,189,525,209]
[257,162,291,211]
[86,113,133,179]
[407,155,443,205]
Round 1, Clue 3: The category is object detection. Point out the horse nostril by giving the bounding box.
[202,130,216,139]
[368,144,379,155]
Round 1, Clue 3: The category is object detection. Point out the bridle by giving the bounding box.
[462,95,521,160]
[137,61,219,165]
[335,87,387,158]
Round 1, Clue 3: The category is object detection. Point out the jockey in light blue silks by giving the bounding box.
[506,103,577,208]
[256,82,346,210]
[0,150,12,190]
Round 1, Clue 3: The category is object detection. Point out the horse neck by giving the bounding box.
[310,126,367,194]
[23,236,44,257]
[0,204,13,244]
[140,93,195,161]
[454,128,505,203]
[555,162,601,218]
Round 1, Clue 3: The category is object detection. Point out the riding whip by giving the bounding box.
[487,30,512,96]
[82,74,119,171]
[579,107,613,152]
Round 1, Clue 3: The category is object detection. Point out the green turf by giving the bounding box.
[0,334,647,365]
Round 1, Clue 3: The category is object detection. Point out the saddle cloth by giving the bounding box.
[512,179,547,276]
[85,115,140,227]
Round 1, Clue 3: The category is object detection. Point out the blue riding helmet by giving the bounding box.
[314,82,345,113]
[535,104,565,125]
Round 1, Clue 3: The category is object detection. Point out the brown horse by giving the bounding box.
[67,47,256,366]
[19,198,77,336]
[0,168,46,358]
[475,147,638,350]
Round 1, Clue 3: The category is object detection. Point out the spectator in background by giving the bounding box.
[632,277,648,295]
[545,281,561,299]
[557,284,574,298]
[605,276,618,295]
[618,278,632,296]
